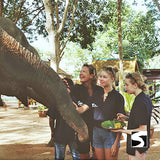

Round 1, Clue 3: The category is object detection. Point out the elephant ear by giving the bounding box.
[0,26,88,142]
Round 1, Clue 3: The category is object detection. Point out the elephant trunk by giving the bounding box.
[0,26,88,142]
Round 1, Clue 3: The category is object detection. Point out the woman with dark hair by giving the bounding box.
[113,72,152,160]
[71,64,104,159]
[93,67,125,160]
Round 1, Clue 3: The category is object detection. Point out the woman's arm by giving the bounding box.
[49,117,55,137]
[117,113,129,121]
[73,102,89,114]
[111,132,122,156]
[112,125,147,135]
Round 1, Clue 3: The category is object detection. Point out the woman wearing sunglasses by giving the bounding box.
[93,67,125,160]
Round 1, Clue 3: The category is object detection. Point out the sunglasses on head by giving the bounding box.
[102,67,114,72]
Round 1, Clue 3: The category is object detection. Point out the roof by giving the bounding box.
[143,69,160,80]
[92,57,139,74]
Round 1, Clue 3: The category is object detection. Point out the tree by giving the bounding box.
[1,0,159,72]
[61,41,92,75]
[117,0,124,93]
[0,0,45,41]
[0,0,3,16]
[42,0,77,71]
[69,0,108,49]
[152,0,160,12]
[90,1,160,70]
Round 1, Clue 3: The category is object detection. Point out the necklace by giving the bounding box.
[103,93,108,101]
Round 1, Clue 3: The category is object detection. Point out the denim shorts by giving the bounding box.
[93,127,120,149]
[54,141,80,160]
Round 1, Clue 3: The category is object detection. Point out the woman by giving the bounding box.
[93,67,125,160]
[71,64,104,160]
[113,72,152,160]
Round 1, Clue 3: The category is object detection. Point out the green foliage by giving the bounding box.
[60,42,92,76]
[89,1,160,69]
[144,55,160,69]
[2,0,159,69]
[38,105,47,111]
[101,120,126,129]
[69,0,109,48]
[122,92,135,112]
[3,0,46,42]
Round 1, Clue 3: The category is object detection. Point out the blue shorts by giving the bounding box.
[93,127,120,149]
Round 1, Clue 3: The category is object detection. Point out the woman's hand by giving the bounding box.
[117,113,129,121]
[73,102,78,109]
[62,78,69,88]
[111,143,119,157]
[73,102,89,114]
[111,129,124,133]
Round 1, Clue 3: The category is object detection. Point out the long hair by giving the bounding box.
[125,72,147,91]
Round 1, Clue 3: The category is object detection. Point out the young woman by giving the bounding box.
[113,72,152,160]
[71,64,104,160]
[93,67,125,160]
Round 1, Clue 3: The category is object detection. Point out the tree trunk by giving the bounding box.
[0,0,3,17]
[42,0,71,72]
[48,31,59,71]
[117,0,124,94]
[152,0,160,12]
[42,0,58,71]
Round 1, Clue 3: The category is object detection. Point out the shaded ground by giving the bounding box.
[0,101,160,160]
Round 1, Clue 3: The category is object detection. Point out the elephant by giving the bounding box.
[0,18,88,142]
[0,17,40,106]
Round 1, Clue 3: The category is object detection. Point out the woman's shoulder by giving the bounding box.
[72,84,84,89]
[71,84,88,94]
[112,88,123,97]
[135,92,153,108]
[95,85,103,90]
[94,85,104,93]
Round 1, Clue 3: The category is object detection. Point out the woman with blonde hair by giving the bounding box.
[113,72,153,160]
[71,63,104,159]
[93,66,125,160]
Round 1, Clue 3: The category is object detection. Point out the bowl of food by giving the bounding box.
[101,120,126,130]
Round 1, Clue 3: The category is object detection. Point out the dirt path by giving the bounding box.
[0,101,160,160]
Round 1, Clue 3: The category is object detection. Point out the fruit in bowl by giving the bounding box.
[101,120,126,129]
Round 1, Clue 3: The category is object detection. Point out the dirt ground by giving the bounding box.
[0,101,160,160]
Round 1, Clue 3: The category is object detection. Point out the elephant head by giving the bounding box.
[0,17,40,106]
[0,19,88,142]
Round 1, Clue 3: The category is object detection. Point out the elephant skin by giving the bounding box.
[0,17,40,106]
[0,21,88,142]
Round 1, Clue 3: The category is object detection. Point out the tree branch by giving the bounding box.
[57,0,69,34]
[21,6,44,30]
[25,5,44,17]
[60,0,77,57]
[3,0,9,10]
[55,0,59,30]
[15,0,25,23]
